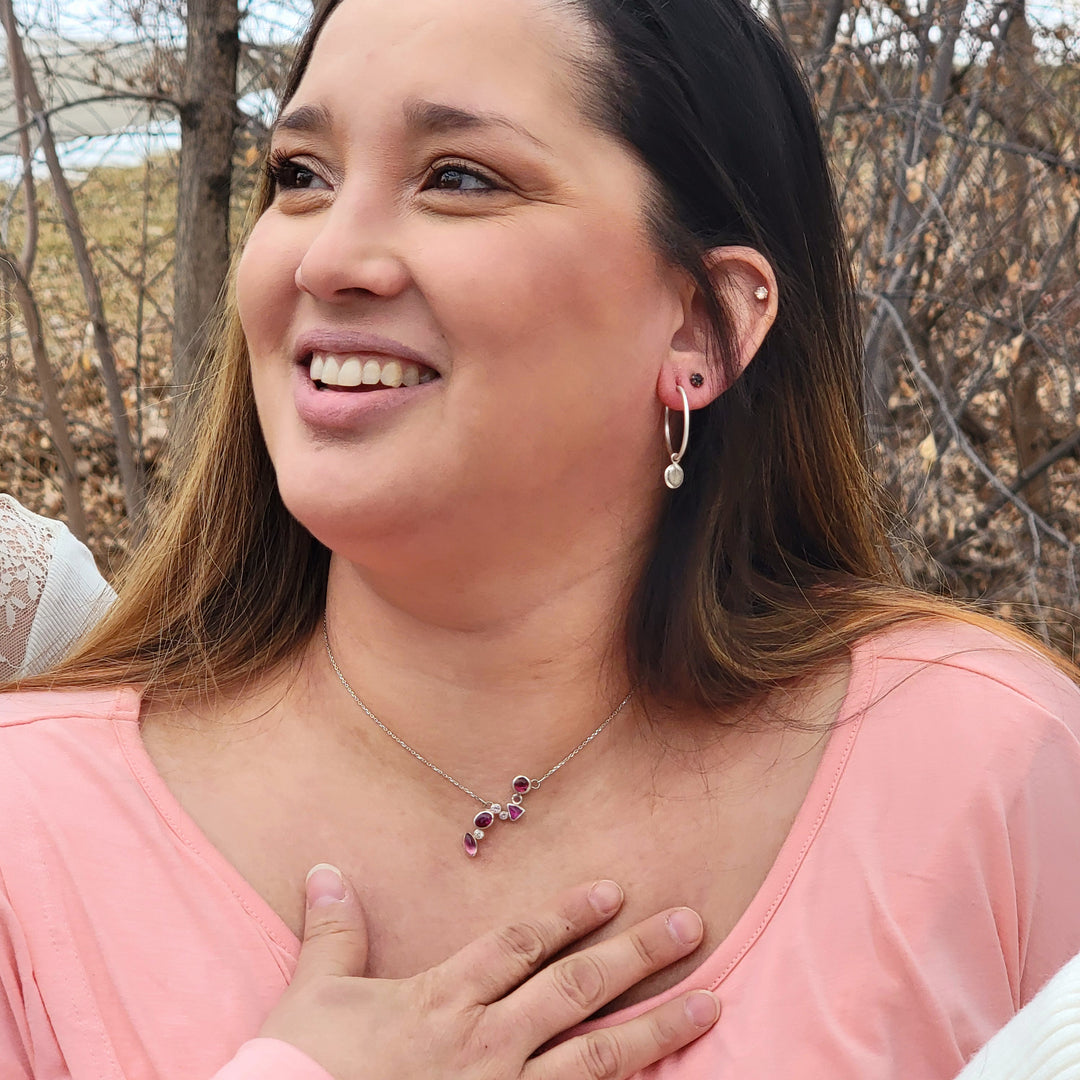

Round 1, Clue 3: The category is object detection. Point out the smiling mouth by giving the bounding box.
[306,351,440,391]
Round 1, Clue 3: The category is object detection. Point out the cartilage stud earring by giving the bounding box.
[754,285,769,301]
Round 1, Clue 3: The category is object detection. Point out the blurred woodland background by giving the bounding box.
[0,0,1078,658]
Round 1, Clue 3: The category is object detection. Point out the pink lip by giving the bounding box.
[291,361,440,433]
[292,328,439,373]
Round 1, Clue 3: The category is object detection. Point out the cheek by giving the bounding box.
[235,217,299,358]
[425,215,674,378]
[414,217,673,482]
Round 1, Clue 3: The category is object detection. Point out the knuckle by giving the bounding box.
[312,920,356,942]
[648,1009,684,1049]
[494,920,548,967]
[308,974,353,1011]
[628,928,664,970]
[410,970,448,1011]
[578,1032,623,1080]
[552,954,607,1010]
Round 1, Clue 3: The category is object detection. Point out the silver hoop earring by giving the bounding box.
[663,385,690,490]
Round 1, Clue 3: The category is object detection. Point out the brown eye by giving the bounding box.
[267,156,327,191]
[426,165,497,192]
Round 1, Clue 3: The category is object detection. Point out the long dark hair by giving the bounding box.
[17,0,1053,705]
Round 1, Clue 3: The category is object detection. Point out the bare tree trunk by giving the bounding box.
[810,0,846,90]
[990,1,1054,518]
[172,0,239,404]
[0,258,89,541]
[861,0,970,429]
[0,0,87,538]
[1009,362,1053,516]
[0,0,145,521]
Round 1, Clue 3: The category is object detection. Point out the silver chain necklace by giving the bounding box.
[322,618,633,858]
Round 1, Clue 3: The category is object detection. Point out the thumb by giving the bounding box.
[292,863,369,983]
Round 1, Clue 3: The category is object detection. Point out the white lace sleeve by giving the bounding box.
[0,495,116,680]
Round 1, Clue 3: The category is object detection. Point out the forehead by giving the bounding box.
[295,0,591,123]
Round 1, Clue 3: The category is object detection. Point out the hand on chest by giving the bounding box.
[253,738,823,1011]
[143,694,830,1009]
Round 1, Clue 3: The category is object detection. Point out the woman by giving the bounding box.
[2,0,1079,1077]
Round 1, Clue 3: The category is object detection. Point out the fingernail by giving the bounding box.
[306,863,346,908]
[666,908,703,945]
[684,991,720,1028]
[588,880,624,915]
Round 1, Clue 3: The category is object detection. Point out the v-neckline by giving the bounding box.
[111,635,876,1012]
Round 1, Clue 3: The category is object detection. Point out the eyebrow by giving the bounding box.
[272,99,550,153]
[404,99,551,152]
[271,103,333,138]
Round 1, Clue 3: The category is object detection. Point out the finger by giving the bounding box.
[437,879,625,1003]
[290,863,370,985]
[499,906,704,1046]
[525,989,720,1080]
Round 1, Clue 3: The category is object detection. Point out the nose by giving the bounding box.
[293,191,411,302]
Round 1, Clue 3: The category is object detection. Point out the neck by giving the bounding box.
[296,542,645,792]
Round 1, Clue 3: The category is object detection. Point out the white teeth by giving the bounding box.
[309,351,437,388]
[337,358,363,386]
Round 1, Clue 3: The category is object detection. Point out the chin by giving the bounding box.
[274,463,430,559]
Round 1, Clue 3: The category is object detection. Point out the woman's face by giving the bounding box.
[237,0,688,574]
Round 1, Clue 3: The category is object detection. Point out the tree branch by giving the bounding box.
[0,92,181,145]
[869,291,1075,553]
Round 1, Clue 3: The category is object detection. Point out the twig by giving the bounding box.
[982,427,1080,512]
[0,91,180,144]
[870,292,1075,554]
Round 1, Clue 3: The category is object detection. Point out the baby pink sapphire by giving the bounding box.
[463,833,479,857]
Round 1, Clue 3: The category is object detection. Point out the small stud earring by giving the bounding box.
[754,285,769,301]
[663,385,690,490]
[689,372,704,388]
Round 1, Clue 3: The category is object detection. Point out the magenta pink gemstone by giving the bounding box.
[463,833,478,857]
[474,811,494,829]
[507,803,524,821]
[512,776,531,794]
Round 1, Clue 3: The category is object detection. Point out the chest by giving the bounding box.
[142,718,828,1011]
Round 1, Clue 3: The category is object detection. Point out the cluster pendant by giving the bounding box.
[463,775,533,857]
[322,613,633,862]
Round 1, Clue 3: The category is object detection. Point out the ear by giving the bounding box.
[657,246,778,411]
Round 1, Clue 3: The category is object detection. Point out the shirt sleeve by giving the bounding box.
[955,951,1080,1080]
[20,509,115,678]
[0,495,115,681]
[211,1039,337,1080]
[2,881,328,1080]
[1006,673,1080,1006]
[0,889,37,1080]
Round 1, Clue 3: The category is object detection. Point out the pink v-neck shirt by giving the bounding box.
[2,621,1080,1079]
